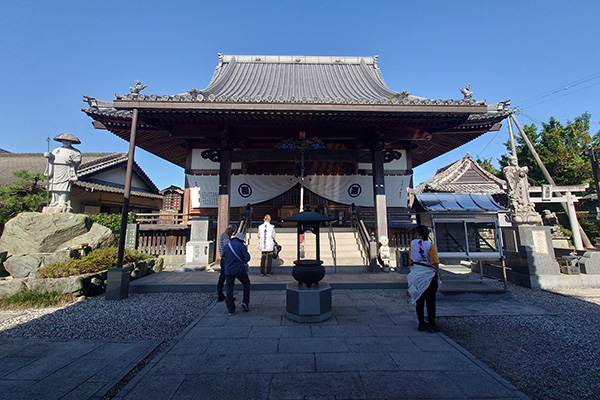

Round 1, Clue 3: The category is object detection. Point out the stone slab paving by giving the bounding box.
[115,290,535,400]
[0,338,159,400]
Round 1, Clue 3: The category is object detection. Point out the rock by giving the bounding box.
[0,278,26,298]
[153,257,164,273]
[4,254,43,278]
[26,276,86,296]
[0,212,116,279]
[0,212,91,254]
[0,212,116,257]
[58,222,116,251]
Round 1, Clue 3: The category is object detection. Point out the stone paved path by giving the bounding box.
[114,289,538,399]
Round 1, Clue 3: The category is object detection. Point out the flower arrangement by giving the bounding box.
[275,137,331,149]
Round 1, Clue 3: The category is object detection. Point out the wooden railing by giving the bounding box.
[350,204,371,265]
[137,224,189,256]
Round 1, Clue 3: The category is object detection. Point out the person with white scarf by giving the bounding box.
[407,225,441,333]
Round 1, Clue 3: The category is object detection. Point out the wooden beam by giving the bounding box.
[230,149,373,163]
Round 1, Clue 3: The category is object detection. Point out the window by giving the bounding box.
[433,219,500,257]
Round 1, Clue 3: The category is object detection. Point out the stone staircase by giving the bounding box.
[246,227,366,269]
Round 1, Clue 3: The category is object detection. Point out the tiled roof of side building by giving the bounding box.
[415,153,506,194]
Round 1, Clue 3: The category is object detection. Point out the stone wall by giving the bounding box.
[0,258,164,298]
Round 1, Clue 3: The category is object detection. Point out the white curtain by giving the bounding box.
[186,174,411,208]
[303,175,410,207]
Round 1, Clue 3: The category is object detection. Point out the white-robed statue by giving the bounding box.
[43,133,82,213]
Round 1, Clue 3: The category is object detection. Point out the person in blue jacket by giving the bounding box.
[222,232,251,315]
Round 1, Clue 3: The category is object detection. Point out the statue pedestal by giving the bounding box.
[286,281,331,323]
[42,206,72,214]
[185,241,214,267]
[502,225,561,289]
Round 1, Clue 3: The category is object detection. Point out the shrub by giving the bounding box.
[0,290,76,309]
[37,247,154,278]
[88,213,134,240]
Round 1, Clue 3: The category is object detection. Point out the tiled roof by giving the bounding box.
[415,193,506,213]
[415,153,506,194]
[109,54,486,107]
[0,152,159,194]
[74,180,163,199]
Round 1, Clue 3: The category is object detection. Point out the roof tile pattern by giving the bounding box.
[112,54,485,106]
[415,153,506,194]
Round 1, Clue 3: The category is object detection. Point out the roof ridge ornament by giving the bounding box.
[115,80,147,100]
[459,84,473,99]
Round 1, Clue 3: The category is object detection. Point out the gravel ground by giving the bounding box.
[0,292,214,340]
[439,277,600,400]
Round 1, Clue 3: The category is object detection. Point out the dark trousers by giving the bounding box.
[416,277,438,325]
[260,251,273,274]
[217,258,226,296]
[225,271,250,313]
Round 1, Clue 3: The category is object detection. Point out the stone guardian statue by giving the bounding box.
[503,156,541,224]
[43,133,82,213]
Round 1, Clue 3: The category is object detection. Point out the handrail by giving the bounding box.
[350,204,370,265]
[326,221,337,269]
[477,256,508,292]
[133,212,205,224]
[237,204,253,235]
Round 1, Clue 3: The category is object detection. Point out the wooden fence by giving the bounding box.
[137,224,189,256]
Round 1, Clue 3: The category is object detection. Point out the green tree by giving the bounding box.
[0,170,48,225]
[500,113,600,188]
[475,156,503,178]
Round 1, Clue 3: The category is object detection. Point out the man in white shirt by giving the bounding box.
[257,214,276,276]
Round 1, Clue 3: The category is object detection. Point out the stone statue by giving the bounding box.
[459,84,473,99]
[543,209,565,238]
[503,156,541,224]
[43,133,82,213]
[378,236,391,271]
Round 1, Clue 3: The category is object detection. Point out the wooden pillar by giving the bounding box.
[372,150,388,242]
[217,149,231,256]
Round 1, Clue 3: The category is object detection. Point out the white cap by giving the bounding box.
[232,233,245,241]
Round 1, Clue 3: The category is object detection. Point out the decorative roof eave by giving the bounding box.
[77,153,159,193]
[74,180,164,199]
[110,99,489,114]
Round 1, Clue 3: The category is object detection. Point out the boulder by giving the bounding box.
[0,212,116,278]
[58,222,116,251]
[4,254,43,278]
[26,276,86,296]
[153,257,164,273]
[0,212,91,254]
[0,278,27,298]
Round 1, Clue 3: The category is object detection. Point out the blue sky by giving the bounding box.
[1,0,599,189]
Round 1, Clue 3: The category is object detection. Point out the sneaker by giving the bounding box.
[261,273,265,277]
[228,310,235,316]
[418,322,428,332]
[217,293,226,302]
[242,302,249,312]
[266,273,272,276]
[427,324,440,333]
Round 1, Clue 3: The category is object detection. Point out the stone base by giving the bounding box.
[286,281,332,323]
[105,267,131,300]
[185,241,214,266]
[42,206,72,214]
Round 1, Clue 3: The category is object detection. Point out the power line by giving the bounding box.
[515,72,600,109]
